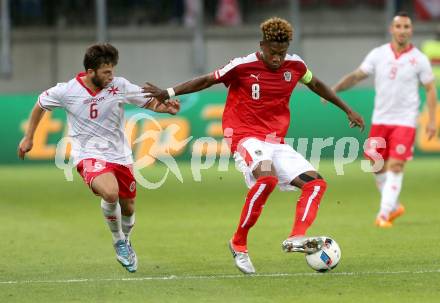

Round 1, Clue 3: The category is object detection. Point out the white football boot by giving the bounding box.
[282,236,325,254]
[228,240,256,274]
[113,239,133,267]
[126,240,138,273]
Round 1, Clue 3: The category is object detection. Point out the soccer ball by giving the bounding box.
[305,237,341,272]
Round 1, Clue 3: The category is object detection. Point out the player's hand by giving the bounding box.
[142,82,169,103]
[426,121,437,141]
[18,137,33,160]
[347,110,365,131]
[165,99,180,115]
[152,98,180,115]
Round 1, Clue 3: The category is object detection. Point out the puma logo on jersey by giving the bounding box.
[250,74,260,81]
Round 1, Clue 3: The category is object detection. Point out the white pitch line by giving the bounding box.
[1,269,440,285]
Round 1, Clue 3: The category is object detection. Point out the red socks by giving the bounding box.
[232,176,278,252]
[290,179,327,237]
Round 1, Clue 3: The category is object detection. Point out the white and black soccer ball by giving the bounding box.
[305,237,341,272]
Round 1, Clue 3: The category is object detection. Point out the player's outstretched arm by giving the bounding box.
[306,76,365,131]
[332,68,368,93]
[145,98,180,115]
[18,103,46,160]
[143,73,218,103]
[424,80,438,140]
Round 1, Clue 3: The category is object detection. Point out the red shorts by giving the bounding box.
[364,124,416,161]
[76,158,137,199]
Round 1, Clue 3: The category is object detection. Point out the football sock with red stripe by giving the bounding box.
[101,199,125,243]
[232,176,278,252]
[122,214,135,241]
[290,179,327,236]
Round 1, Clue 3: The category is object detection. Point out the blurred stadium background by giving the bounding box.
[1,1,440,302]
[1,0,440,164]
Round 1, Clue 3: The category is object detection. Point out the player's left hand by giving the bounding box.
[426,121,437,140]
[142,82,168,103]
[347,110,365,131]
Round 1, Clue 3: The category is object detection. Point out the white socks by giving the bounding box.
[374,172,387,193]
[101,199,125,243]
[122,214,135,241]
[379,171,403,219]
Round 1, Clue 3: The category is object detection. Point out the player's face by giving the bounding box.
[90,64,115,89]
[260,41,289,70]
[390,16,412,46]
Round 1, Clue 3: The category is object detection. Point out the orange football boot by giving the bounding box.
[388,205,405,223]
[375,216,393,228]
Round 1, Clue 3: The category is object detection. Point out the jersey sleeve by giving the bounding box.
[120,77,153,108]
[418,54,435,85]
[213,57,241,87]
[300,69,313,84]
[38,83,67,111]
[287,54,312,84]
[359,48,378,76]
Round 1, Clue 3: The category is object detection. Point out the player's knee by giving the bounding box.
[252,160,276,179]
[303,178,327,193]
[388,163,404,173]
[298,172,324,183]
[101,189,119,203]
[256,175,278,190]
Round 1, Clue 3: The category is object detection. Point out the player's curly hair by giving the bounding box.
[83,43,119,70]
[260,17,293,43]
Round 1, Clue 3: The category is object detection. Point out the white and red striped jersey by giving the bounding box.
[360,43,434,127]
[213,52,312,152]
[38,73,152,165]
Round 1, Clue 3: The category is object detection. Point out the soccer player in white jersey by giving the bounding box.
[18,43,180,272]
[333,12,438,228]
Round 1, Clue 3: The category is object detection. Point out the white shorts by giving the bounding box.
[233,138,316,191]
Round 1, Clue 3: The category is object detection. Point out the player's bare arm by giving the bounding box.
[306,76,365,131]
[145,98,180,115]
[18,102,46,160]
[424,80,438,140]
[332,68,368,92]
[143,73,218,103]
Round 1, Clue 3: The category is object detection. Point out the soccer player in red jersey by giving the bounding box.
[144,17,364,274]
[18,43,180,272]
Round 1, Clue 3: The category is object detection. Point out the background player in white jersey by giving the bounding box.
[17,43,180,272]
[332,12,438,227]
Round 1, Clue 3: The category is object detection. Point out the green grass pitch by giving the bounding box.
[1,159,440,302]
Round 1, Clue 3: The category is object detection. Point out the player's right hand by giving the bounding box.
[18,137,33,160]
[142,82,169,104]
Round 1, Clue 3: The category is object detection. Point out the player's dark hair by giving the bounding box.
[260,17,293,43]
[394,11,410,18]
[83,43,119,70]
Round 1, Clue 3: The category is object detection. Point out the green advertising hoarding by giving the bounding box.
[2,88,439,165]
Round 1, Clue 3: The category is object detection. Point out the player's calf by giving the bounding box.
[290,178,327,236]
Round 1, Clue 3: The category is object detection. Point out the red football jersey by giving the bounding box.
[213,52,311,152]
